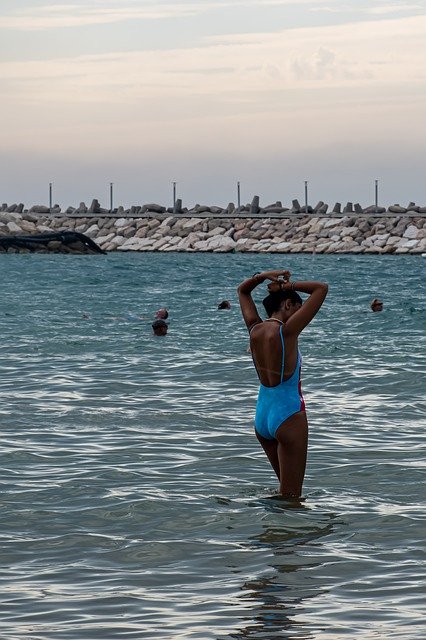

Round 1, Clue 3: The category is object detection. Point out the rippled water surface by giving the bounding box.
[0,252,425,639]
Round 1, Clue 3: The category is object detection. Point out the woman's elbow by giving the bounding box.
[320,282,329,295]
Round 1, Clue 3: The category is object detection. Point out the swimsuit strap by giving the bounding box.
[248,320,262,333]
[279,324,285,383]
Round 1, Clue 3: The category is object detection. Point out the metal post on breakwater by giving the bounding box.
[375,179,379,213]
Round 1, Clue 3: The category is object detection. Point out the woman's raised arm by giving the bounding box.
[238,270,291,330]
[280,280,328,335]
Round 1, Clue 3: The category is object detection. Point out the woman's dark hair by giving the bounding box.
[262,290,303,317]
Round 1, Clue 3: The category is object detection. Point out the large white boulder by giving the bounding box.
[323,219,341,229]
[97,233,115,245]
[151,237,172,250]
[159,216,175,228]
[176,232,201,250]
[0,212,23,224]
[325,242,345,252]
[114,218,130,228]
[386,236,402,246]
[193,240,210,251]
[182,218,203,229]
[272,241,291,251]
[207,226,226,237]
[397,238,418,248]
[85,224,99,238]
[109,235,126,247]
[403,225,419,239]
[19,220,37,233]
[118,236,146,249]
[7,221,22,233]
[251,239,272,252]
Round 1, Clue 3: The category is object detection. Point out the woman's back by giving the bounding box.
[250,320,299,387]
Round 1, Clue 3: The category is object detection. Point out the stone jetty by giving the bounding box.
[0,198,425,254]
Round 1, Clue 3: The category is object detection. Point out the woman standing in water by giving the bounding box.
[238,270,328,499]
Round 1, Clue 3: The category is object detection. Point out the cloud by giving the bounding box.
[0,14,425,164]
[311,1,424,14]
[0,3,207,30]
[291,46,337,81]
[0,0,423,33]
[367,3,423,15]
[0,0,335,31]
[1,15,424,93]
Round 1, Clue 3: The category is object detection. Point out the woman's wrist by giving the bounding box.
[281,280,297,291]
[251,272,265,284]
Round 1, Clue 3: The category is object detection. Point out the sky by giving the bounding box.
[1,0,425,209]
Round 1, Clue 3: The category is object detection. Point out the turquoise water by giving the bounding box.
[0,253,425,639]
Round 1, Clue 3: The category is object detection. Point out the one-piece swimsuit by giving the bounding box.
[251,319,305,440]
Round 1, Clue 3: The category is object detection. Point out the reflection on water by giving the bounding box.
[230,502,335,640]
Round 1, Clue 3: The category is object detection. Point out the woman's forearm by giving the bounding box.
[237,274,265,295]
[286,281,328,295]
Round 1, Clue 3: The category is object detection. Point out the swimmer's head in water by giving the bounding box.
[155,308,169,319]
[217,300,231,310]
[152,319,168,335]
[371,299,383,312]
[262,290,303,318]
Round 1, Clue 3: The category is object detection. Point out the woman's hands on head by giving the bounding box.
[264,270,291,293]
[260,269,291,282]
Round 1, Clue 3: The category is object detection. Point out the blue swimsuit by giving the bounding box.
[252,320,305,440]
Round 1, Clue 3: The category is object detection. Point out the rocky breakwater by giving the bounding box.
[107,215,425,253]
[1,211,424,254]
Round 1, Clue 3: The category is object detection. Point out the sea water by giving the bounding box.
[0,252,424,639]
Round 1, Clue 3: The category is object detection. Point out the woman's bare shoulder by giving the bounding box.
[248,320,264,334]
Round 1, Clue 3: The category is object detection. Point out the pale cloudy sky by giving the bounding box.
[1,0,425,208]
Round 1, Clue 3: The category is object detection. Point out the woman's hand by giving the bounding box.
[259,269,291,282]
[267,279,293,293]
